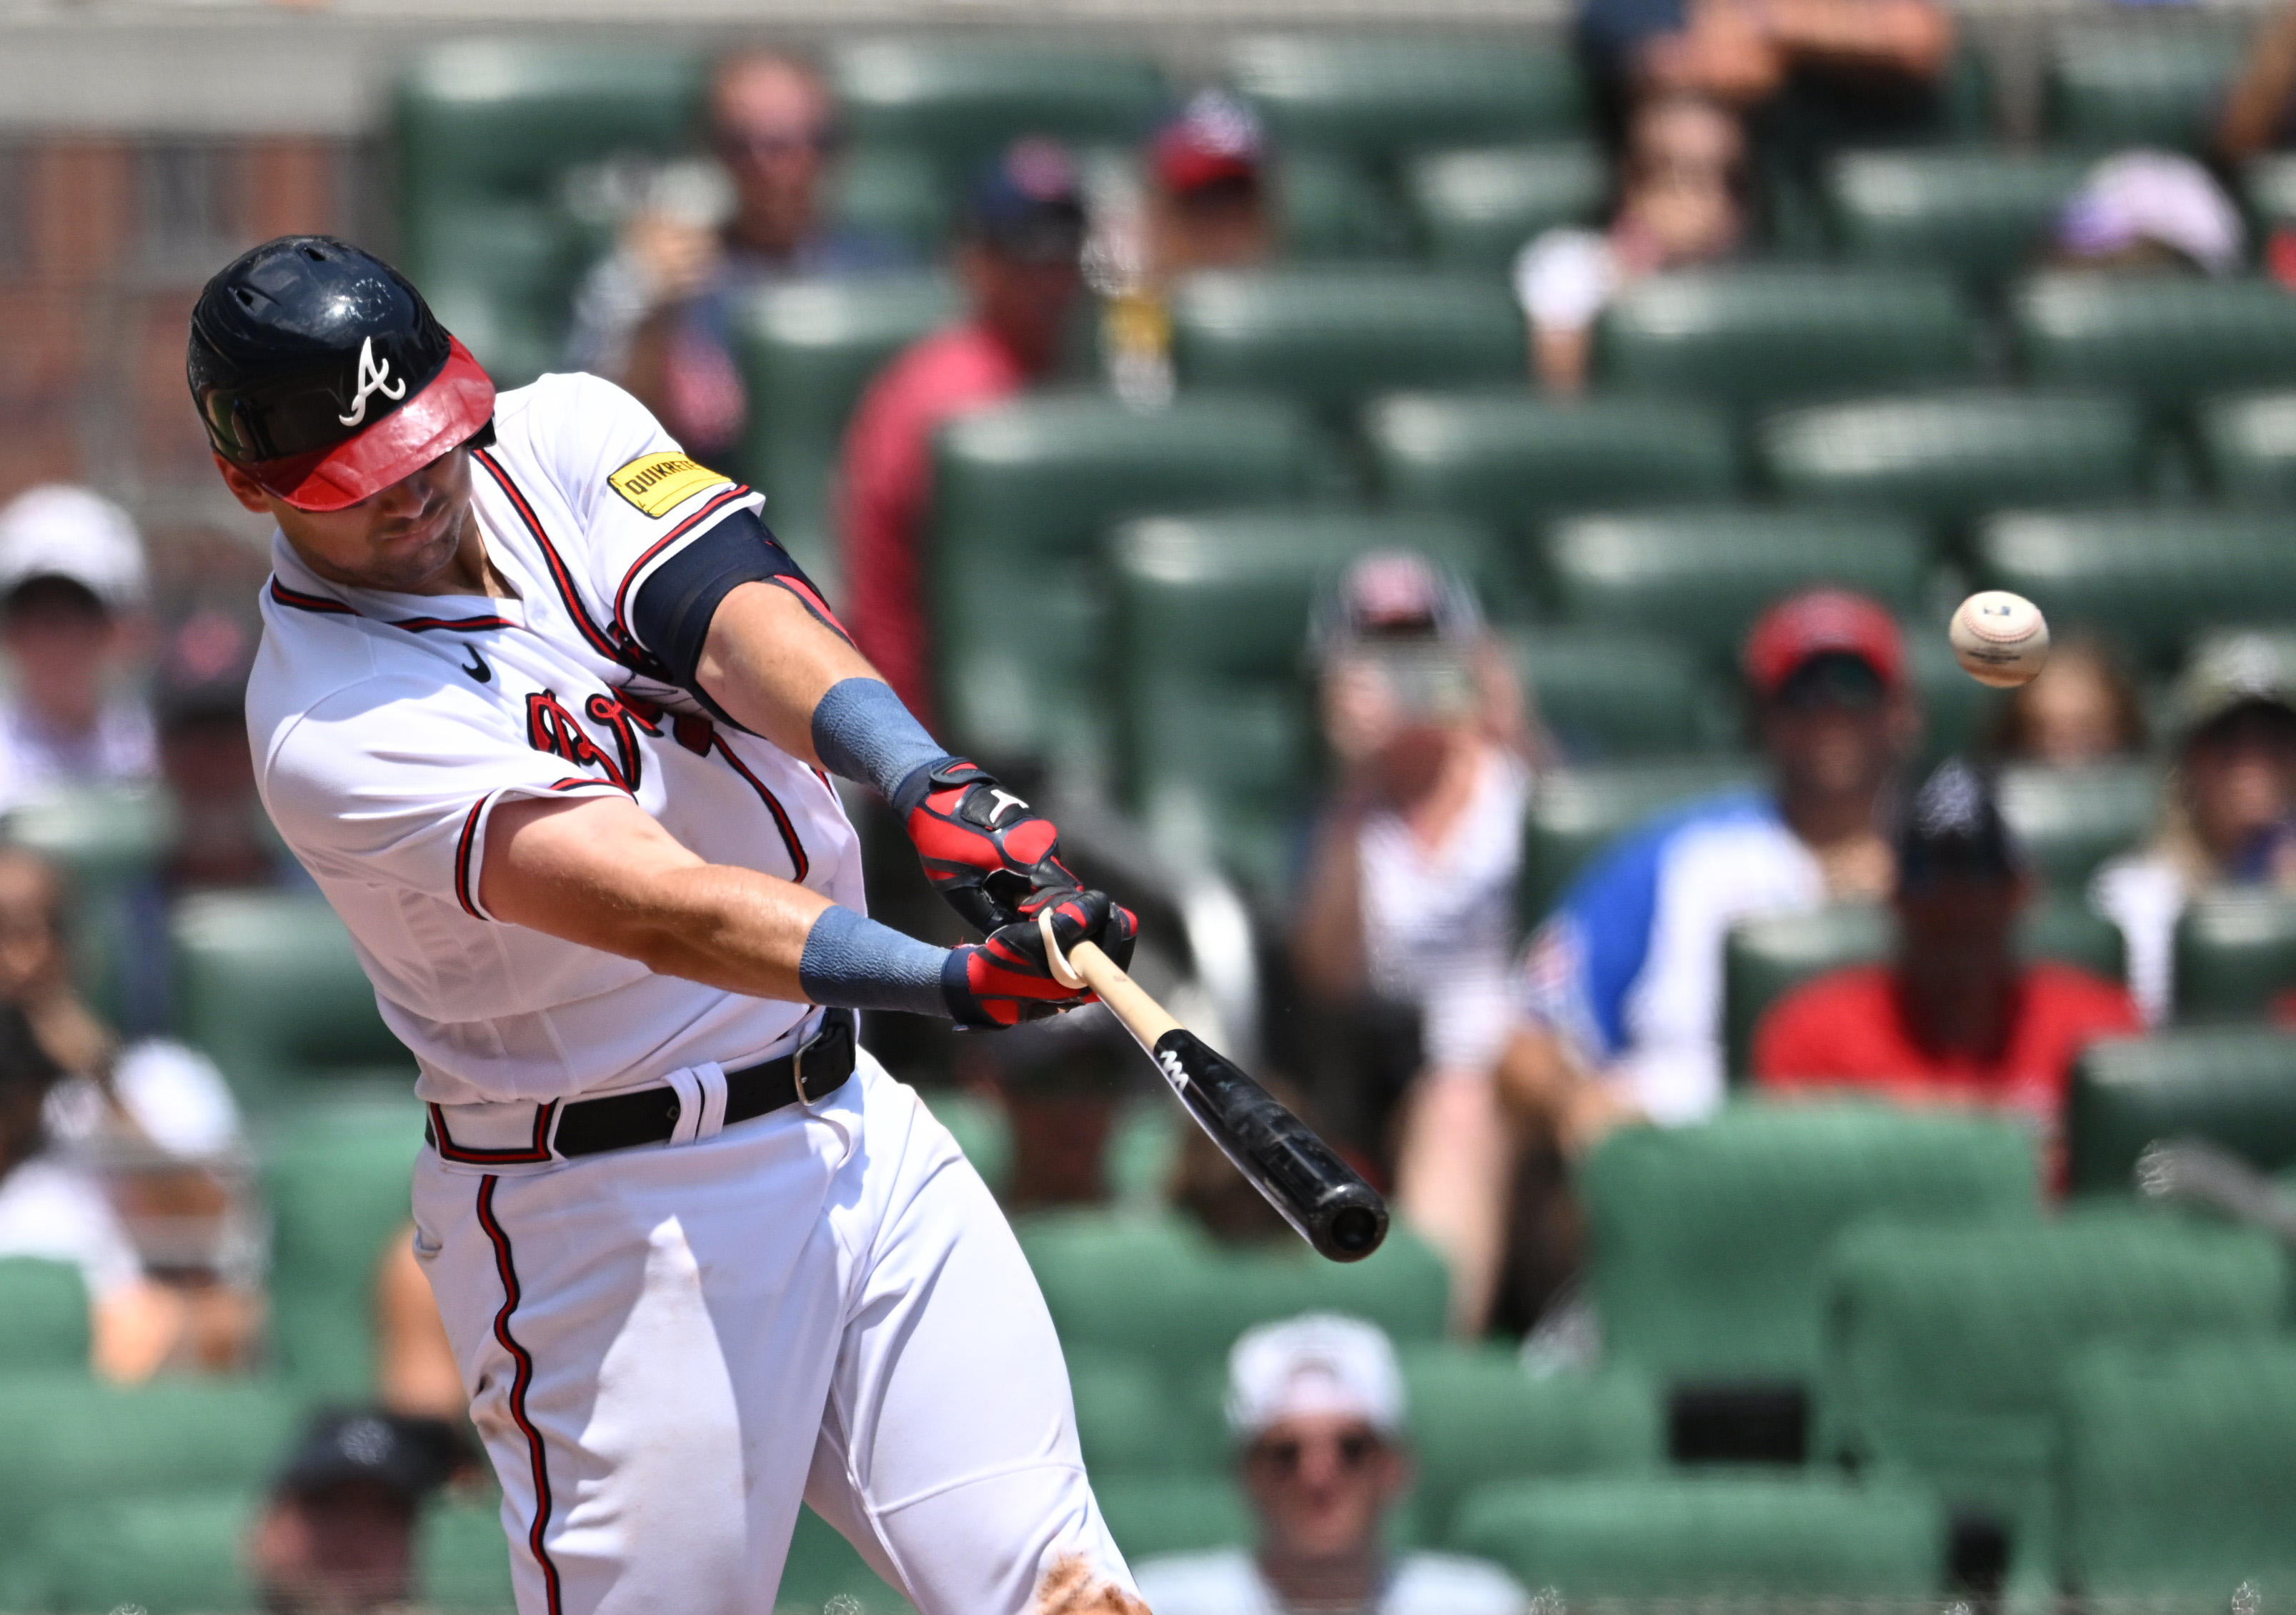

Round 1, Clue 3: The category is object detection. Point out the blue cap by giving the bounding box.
[964,138,1086,262]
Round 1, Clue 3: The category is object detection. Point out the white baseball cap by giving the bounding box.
[0,484,147,611]
[1225,1313,1405,1441]
[2055,149,2245,277]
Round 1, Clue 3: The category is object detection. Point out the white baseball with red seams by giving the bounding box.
[249,370,1135,1614]
[1949,590,2052,688]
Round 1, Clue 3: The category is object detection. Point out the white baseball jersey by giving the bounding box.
[249,371,864,1107]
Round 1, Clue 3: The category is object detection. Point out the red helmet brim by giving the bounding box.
[247,338,497,512]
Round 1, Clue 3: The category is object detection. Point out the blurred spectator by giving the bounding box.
[1101,91,1276,404]
[1499,590,1919,1146]
[2094,634,2296,1023]
[2220,0,2296,162]
[1135,1313,1525,1614]
[376,1229,467,1421]
[2048,151,2245,277]
[248,1408,458,1615]
[1987,635,2147,767]
[1514,93,1748,394]
[0,484,154,810]
[1756,760,2140,1151]
[565,51,905,461]
[0,997,188,1379]
[958,1004,1130,1214]
[1288,553,1537,1332]
[838,138,1087,722]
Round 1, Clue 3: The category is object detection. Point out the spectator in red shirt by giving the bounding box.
[1755,760,2141,1135]
[836,139,1087,723]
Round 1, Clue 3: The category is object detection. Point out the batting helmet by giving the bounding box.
[187,235,495,512]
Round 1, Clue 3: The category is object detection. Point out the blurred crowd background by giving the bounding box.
[4,0,2296,1609]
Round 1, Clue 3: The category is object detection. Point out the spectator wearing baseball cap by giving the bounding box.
[2092,634,2296,1023]
[1756,760,2140,1163]
[248,1408,461,1614]
[1496,587,1920,1151]
[838,137,1088,724]
[0,484,156,810]
[1133,1313,1525,1615]
[2048,149,2246,277]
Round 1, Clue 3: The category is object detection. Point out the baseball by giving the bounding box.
[1950,591,2051,687]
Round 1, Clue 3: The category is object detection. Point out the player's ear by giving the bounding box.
[212,454,276,515]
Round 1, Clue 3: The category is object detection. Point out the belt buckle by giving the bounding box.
[792,1008,853,1107]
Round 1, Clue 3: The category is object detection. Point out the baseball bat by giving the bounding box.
[1040,914,1389,1263]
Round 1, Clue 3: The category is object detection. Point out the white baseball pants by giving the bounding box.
[411,1048,1135,1615]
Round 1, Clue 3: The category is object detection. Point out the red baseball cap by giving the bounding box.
[1152,91,1266,195]
[1743,588,1907,698]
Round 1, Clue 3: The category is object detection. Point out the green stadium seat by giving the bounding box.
[2043,28,2245,149]
[4,784,171,1025]
[780,1504,914,1614]
[1107,509,1500,893]
[1454,1474,1947,1596]
[1759,391,2148,545]
[421,1496,520,1613]
[1723,895,2128,1084]
[172,890,412,1104]
[1402,1351,1661,1545]
[1586,1105,2038,1388]
[1277,149,1413,260]
[2014,275,2296,412]
[830,39,1168,190]
[1519,760,1763,927]
[1596,268,1979,409]
[1168,270,1524,425]
[2195,387,2296,502]
[2176,893,2296,1023]
[1817,1208,2286,1556]
[1404,144,1604,270]
[2245,151,2296,228]
[1906,634,2014,767]
[1095,1475,1253,1561]
[34,1490,258,1615]
[1545,507,1928,675]
[2059,1338,2296,1598]
[1364,392,1741,543]
[0,1258,89,1375]
[1016,1210,1450,1387]
[261,1097,427,1400]
[1511,627,1716,762]
[727,273,960,585]
[1996,762,2157,890]
[1223,36,1586,166]
[1975,509,2296,675]
[1825,149,2089,288]
[1068,1351,1197,1476]
[2068,1028,2296,1195]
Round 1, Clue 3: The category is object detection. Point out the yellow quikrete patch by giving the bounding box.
[607,452,729,517]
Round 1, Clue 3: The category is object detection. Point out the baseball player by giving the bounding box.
[187,236,1147,1615]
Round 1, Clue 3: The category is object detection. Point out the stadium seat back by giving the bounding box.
[1586,1104,2038,1385]
[1277,149,1413,260]
[2175,893,2296,1022]
[420,1498,520,1613]
[1724,895,2127,1083]
[2014,275,2296,412]
[260,1097,427,1399]
[1108,510,1499,892]
[1545,507,1927,675]
[172,891,412,1103]
[2060,1338,2296,1596]
[1366,392,1741,542]
[1224,36,1586,163]
[2043,29,2245,149]
[1453,1474,1947,1596]
[1759,391,2147,538]
[929,395,1321,768]
[1597,268,1979,409]
[1511,627,1716,761]
[2068,1028,2296,1194]
[34,1491,258,1615]
[1519,760,1764,927]
[1168,270,1524,424]
[1826,150,2089,287]
[1977,508,2296,673]
[1405,143,1605,269]
[2196,387,2296,502]
[1995,762,2157,890]
[1094,1475,1253,1561]
[0,1257,89,1374]
[776,1503,915,1614]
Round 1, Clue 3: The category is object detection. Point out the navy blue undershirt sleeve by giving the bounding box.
[797,905,955,1018]
[628,506,812,725]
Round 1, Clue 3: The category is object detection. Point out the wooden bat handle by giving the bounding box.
[1039,913,1178,1048]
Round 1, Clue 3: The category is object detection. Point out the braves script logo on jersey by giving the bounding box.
[337,337,407,427]
[526,690,630,791]
[608,452,728,518]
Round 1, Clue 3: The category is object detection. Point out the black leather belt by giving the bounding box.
[429,1009,857,1163]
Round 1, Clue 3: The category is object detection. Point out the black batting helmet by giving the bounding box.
[187,235,495,512]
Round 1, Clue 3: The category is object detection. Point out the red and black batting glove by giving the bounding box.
[896,758,1080,935]
[943,888,1138,1030]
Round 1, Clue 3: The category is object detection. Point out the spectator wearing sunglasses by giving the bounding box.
[1135,1313,1525,1615]
[565,51,905,461]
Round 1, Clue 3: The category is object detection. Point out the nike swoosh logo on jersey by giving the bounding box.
[462,647,492,684]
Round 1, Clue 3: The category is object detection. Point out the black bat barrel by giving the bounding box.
[1151,1028,1390,1263]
